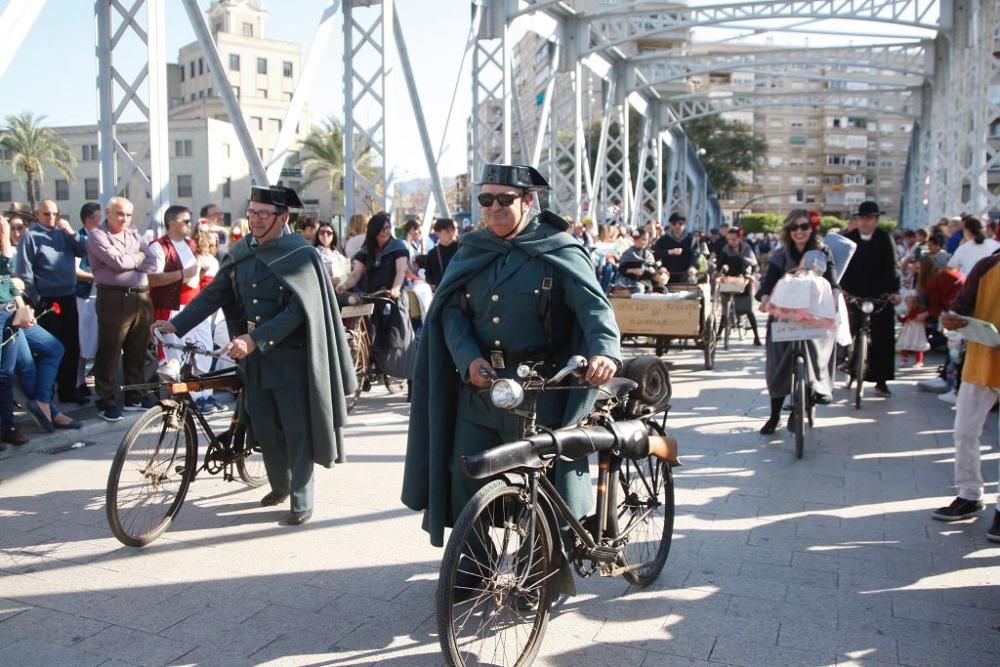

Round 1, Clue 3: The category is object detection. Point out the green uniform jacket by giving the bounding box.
[172,233,357,466]
[401,213,621,546]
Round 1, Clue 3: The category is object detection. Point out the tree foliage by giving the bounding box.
[0,112,76,209]
[298,116,377,213]
[682,116,768,196]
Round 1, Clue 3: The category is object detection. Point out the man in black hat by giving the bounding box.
[402,163,621,549]
[653,212,699,283]
[839,200,901,396]
[152,185,357,525]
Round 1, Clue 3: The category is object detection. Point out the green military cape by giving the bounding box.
[401,214,617,546]
[223,234,357,466]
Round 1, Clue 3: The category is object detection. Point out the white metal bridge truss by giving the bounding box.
[1,0,997,227]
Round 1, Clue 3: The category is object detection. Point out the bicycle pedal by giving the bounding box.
[588,545,619,563]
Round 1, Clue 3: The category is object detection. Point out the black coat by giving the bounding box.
[839,228,900,297]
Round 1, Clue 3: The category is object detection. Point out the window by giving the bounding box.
[879,179,893,188]
[283,61,293,78]
[189,61,195,78]
[222,143,231,158]
[229,54,240,71]
[242,22,254,37]
[232,85,240,99]
[198,90,204,98]
[270,118,282,132]
[257,58,267,74]
[180,66,185,82]
[257,147,264,159]
[82,144,99,161]
[207,87,213,97]
[55,179,69,200]
[880,159,894,168]
[175,140,192,157]
[198,58,204,76]
[284,92,293,101]
[0,147,8,161]
[223,177,231,198]
[880,141,894,152]
[826,154,845,165]
[84,178,99,200]
[252,116,263,131]
[257,88,268,99]
[0,181,10,201]
[190,93,196,102]
[177,175,193,198]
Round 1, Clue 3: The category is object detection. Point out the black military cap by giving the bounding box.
[476,163,550,191]
[855,200,883,217]
[249,185,303,209]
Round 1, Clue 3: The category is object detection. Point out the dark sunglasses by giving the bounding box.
[786,222,812,232]
[477,192,520,208]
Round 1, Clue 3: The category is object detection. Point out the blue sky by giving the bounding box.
[0,0,473,178]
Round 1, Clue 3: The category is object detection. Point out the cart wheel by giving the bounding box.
[655,337,671,357]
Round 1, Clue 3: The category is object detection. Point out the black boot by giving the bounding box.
[760,396,783,435]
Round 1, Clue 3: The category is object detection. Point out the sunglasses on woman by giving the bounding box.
[477,192,520,208]
[786,222,811,232]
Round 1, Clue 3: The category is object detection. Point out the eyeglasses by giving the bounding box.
[177,218,192,224]
[318,230,334,236]
[786,222,812,232]
[477,192,520,208]
[40,212,58,217]
[245,209,277,220]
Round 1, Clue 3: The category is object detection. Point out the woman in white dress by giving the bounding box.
[948,215,1000,276]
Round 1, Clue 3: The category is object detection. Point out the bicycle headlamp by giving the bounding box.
[490,378,525,409]
[861,301,875,314]
[516,364,531,379]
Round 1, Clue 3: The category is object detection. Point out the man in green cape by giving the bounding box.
[153,186,356,525]
[401,164,621,546]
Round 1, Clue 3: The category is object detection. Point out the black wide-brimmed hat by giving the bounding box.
[476,164,550,191]
[854,201,883,217]
[250,185,303,209]
[4,202,35,221]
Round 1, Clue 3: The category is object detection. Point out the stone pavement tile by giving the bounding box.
[0,606,108,651]
[13,555,167,597]
[728,595,837,629]
[777,621,898,663]
[0,597,31,624]
[896,634,999,667]
[242,603,356,647]
[155,583,272,626]
[165,647,256,667]
[325,593,434,651]
[784,583,893,619]
[890,593,1000,630]
[640,654,713,667]
[835,659,903,667]
[709,636,838,667]
[642,610,779,662]
[159,611,280,656]
[75,625,196,667]
[536,632,651,666]
[68,587,209,635]
[738,560,839,590]
[245,630,338,665]
[698,540,792,567]
[684,571,787,602]
[0,637,106,667]
[237,575,342,613]
[791,550,889,577]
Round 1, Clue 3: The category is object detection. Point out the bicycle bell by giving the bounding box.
[156,358,181,383]
[490,378,525,409]
[861,301,875,314]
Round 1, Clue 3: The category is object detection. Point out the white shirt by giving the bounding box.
[947,237,1000,276]
[150,238,200,288]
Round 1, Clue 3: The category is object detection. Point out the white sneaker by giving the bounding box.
[918,377,949,393]
[937,389,957,404]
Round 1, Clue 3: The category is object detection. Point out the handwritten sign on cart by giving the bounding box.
[611,296,701,336]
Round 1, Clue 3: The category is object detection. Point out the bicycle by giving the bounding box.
[844,294,892,409]
[715,266,751,350]
[771,319,821,459]
[436,355,679,666]
[105,331,266,548]
[339,291,408,412]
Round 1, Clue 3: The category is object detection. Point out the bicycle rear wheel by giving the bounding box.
[793,356,807,459]
[106,403,196,547]
[608,454,675,586]
[345,320,367,413]
[853,334,868,410]
[437,479,555,666]
[234,423,267,487]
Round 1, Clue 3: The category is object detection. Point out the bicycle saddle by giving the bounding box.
[597,377,638,401]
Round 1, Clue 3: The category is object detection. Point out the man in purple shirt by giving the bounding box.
[86,197,158,421]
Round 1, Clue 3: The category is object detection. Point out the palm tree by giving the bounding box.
[0,112,76,209]
[298,116,378,213]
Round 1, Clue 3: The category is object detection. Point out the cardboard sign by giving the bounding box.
[612,296,701,336]
[771,318,830,342]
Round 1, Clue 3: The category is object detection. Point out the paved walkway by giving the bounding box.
[0,339,998,666]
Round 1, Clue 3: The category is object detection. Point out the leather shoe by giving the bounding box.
[759,416,780,435]
[2,426,28,446]
[25,401,54,433]
[54,418,84,430]
[287,509,312,525]
[260,491,290,507]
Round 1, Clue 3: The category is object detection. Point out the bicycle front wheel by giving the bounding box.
[608,455,675,586]
[234,423,267,487]
[794,356,807,459]
[853,334,868,410]
[345,321,367,413]
[437,479,555,667]
[106,404,196,547]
